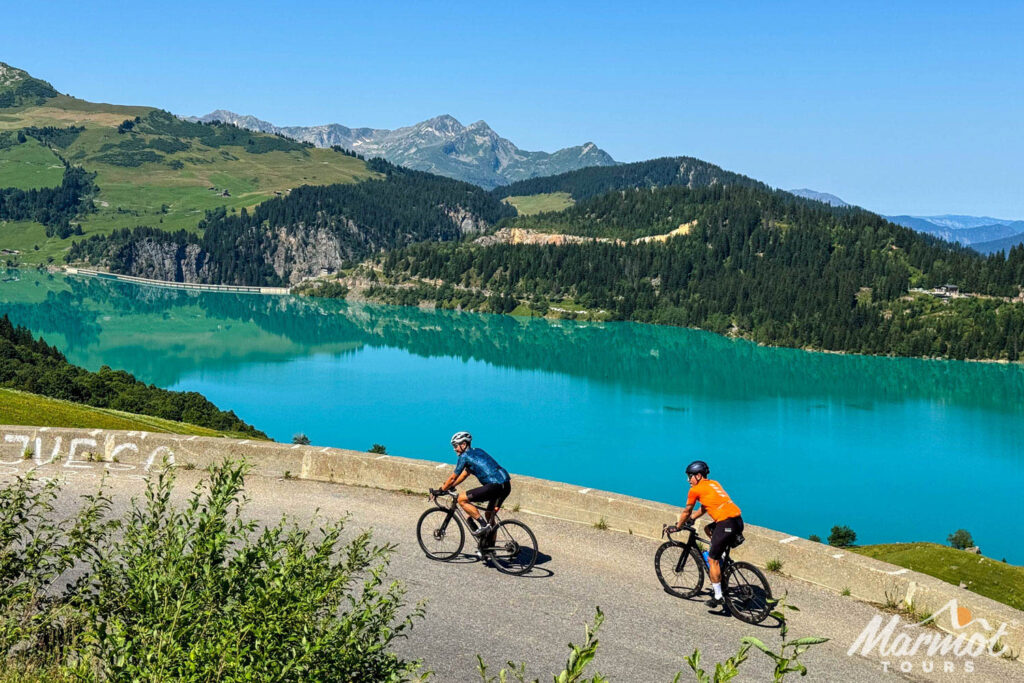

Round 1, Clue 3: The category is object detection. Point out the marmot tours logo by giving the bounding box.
[847,599,1010,675]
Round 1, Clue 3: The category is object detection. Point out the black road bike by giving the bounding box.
[416,488,538,575]
[654,523,773,624]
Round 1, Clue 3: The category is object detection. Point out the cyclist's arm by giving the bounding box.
[441,469,471,491]
[676,502,698,528]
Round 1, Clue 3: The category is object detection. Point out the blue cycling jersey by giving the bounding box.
[454,447,510,485]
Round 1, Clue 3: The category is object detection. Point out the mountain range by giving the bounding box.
[790,189,1024,254]
[186,110,617,189]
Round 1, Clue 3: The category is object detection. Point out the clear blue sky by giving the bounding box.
[5,1,1023,216]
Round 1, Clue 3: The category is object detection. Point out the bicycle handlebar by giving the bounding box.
[662,522,696,538]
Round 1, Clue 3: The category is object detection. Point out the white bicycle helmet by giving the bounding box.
[450,431,472,446]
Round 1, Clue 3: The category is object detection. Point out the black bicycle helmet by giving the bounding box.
[685,460,710,477]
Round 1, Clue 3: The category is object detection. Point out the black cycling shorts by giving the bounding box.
[466,480,511,513]
[706,515,744,561]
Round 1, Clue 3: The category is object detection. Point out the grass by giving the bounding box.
[0,387,255,437]
[593,516,609,531]
[765,558,784,573]
[0,94,381,265]
[851,542,1024,611]
[0,138,64,189]
[503,192,574,215]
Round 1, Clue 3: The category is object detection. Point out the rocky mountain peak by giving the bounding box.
[183,109,618,188]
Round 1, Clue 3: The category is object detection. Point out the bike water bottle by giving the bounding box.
[702,550,710,566]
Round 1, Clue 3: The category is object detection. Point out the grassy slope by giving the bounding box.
[0,387,256,438]
[0,95,380,264]
[852,542,1024,611]
[0,137,64,189]
[503,192,574,215]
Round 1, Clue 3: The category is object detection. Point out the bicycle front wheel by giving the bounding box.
[487,519,538,575]
[654,542,705,598]
[416,507,465,561]
[722,561,773,624]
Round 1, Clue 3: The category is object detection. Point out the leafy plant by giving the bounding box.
[807,534,821,543]
[477,608,608,682]
[0,462,424,681]
[65,462,425,681]
[292,432,311,445]
[681,642,750,683]
[370,443,388,454]
[740,597,829,681]
[0,473,112,663]
[593,517,609,531]
[765,559,784,573]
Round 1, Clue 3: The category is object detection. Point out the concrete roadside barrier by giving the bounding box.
[1,425,1021,656]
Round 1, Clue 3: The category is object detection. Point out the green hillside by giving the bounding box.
[0,387,251,437]
[490,156,770,202]
[0,63,378,265]
[369,184,1024,360]
[852,543,1024,611]
[503,192,574,215]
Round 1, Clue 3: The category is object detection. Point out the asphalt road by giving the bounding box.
[17,467,1023,682]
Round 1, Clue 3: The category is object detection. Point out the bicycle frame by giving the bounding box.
[431,490,500,546]
[664,524,732,572]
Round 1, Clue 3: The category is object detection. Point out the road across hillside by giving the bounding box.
[24,468,1022,682]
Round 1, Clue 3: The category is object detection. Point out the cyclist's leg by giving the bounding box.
[464,483,502,522]
[483,481,511,525]
[707,517,741,601]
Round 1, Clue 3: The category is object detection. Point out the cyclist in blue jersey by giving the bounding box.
[436,431,511,538]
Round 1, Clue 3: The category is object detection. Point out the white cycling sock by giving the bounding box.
[712,583,723,599]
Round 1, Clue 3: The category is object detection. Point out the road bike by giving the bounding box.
[416,488,538,575]
[654,523,773,624]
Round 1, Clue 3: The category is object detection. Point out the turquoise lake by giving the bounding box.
[2,270,1023,562]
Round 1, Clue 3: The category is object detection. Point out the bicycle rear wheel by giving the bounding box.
[654,542,705,598]
[487,519,538,575]
[416,507,465,561]
[722,561,773,624]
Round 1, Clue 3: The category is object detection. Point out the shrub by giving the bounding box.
[828,525,857,547]
[765,558,784,573]
[370,443,388,454]
[0,463,423,681]
[292,433,311,445]
[808,534,821,543]
[947,529,974,550]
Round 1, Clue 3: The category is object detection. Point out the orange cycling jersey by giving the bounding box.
[686,478,741,522]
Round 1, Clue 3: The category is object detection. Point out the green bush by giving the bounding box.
[370,443,388,454]
[828,525,857,547]
[0,462,424,681]
[292,432,311,445]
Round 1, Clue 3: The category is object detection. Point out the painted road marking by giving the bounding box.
[436,463,448,469]
[578,488,591,494]
[833,553,844,558]
[321,447,331,453]
[39,427,49,432]
[375,455,389,460]
[89,429,101,436]
[187,436,198,441]
[291,444,300,449]
[780,536,800,543]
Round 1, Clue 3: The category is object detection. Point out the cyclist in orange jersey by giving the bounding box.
[669,460,744,608]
